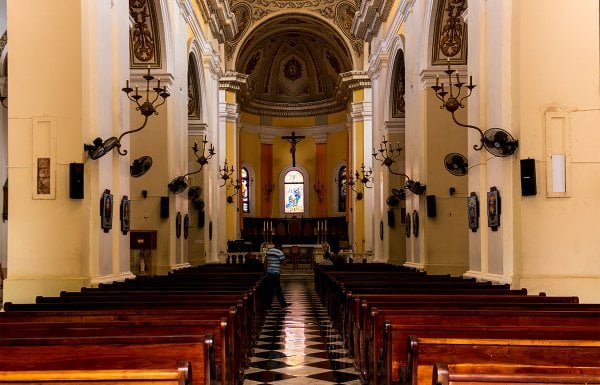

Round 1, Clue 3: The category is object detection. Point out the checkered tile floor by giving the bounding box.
[244,274,361,385]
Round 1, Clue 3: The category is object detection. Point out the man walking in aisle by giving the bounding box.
[265,239,291,309]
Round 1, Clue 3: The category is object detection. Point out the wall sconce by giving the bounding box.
[226,180,242,204]
[355,163,373,189]
[347,174,364,200]
[84,67,170,160]
[263,181,275,202]
[314,181,323,202]
[218,159,235,187]
[431,59,518,157]
[372,136,426,195]
[168,137,215,193]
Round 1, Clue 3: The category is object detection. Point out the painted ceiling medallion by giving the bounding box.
[284,58,303,81]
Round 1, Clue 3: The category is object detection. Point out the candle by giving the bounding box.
[135,86,138,96]
[469,75,473,87]
[126,80,129,88]
[436,75,439,87]
[441,83,445,92]
[456,73,460,83]
[157,78,161,89]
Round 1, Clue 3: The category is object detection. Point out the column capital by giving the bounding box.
[340,71,372,91]
[219,71,248,93]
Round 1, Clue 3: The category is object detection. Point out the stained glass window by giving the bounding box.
[241,167,250,213]
[338,166,347,212]
[284,170,304,214]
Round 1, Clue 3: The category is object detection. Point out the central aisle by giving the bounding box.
[243,274,361,385]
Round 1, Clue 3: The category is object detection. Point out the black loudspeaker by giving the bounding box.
[520,158,537,196]
[69,163,84,199]
[426,195,437,217]
[198,211,205,228]
[387,210,395,227]
[160,196,169,218]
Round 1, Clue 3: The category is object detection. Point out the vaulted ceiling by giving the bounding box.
[235,14,354,117]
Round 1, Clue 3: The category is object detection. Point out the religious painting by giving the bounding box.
[100,189,113,233]
[176,212,182,239]
[467,192,479,232]
[405,212,411,238]
[487,187,501,231]
[183,213,190,239]
[412,210,419,238]
[120,195,130,235]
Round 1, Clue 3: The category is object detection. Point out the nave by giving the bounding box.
[245,275,361,385]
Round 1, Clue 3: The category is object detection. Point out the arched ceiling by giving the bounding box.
[235,14,354,117]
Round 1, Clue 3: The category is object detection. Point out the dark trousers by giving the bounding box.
[265,273,286,308]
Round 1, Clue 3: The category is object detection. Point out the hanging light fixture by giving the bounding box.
[372,136,426,195]
[85,67,170,160]
[431,59,518,157]
[168,137,215,193]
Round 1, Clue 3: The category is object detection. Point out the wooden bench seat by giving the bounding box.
[407,337,600,385]
[0,333,212,385]
[0,363,190,385]
[432,362,600,385]
[366,308,600,385]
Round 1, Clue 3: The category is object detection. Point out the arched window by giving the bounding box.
[241,167,250,213]
[284,170,304,214]
[391,50,405,118]
[337,165,347,212]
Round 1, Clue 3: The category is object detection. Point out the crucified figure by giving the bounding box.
[282,131,305,167]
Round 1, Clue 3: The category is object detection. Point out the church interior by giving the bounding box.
[0,0,599,383]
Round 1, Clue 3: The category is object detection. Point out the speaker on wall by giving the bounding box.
[198,211,205,228]
[387,210,395,227]
[160,196,169,218]
[426,195,437,218]
[69,162,84,199]
[520,158,537,196]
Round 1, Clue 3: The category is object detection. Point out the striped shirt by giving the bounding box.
[266,247,285,275]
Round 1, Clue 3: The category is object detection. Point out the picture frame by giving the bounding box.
[120,196,130,235]
[100,189,113,232]
[487,186,501,231]
[176,212,182,239]
[405,212,411,238]
[412,210,419,237]
[467,192,479,232]
[183,213,190,239]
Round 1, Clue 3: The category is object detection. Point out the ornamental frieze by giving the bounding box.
[129,0,161,68]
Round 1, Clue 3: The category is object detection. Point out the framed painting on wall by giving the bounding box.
[120,196,130,235]
[487,186,501,231]
[100,189,113,233]
[467,192,479,232]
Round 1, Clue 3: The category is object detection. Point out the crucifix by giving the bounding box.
[282,131,305,167]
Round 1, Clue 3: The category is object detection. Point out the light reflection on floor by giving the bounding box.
[243,275,361,385]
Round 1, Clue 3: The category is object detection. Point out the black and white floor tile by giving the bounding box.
[244,275,361,385]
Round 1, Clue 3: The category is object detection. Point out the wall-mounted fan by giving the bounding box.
[187,186,205,210]
[444,153,468,176]
[168,176,188,194]
[130,156,153,178]
[387,188,406,206]
[84,137,119,160]
[483,128,518,157]
[405,180,426,195]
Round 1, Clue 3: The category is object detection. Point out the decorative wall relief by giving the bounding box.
[101,189,113,233]
[432,0,467,65]
[36,158,51,195]
[129,0,161,68]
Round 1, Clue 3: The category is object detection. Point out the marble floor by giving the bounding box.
[244,274,361,385]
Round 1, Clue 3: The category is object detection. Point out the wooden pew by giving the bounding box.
[369,308,600,385]
[407,337,600,385]
[2,300,249,385]
[0,333,211,385]
[0,363,190,385]
[432,362,600,385]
